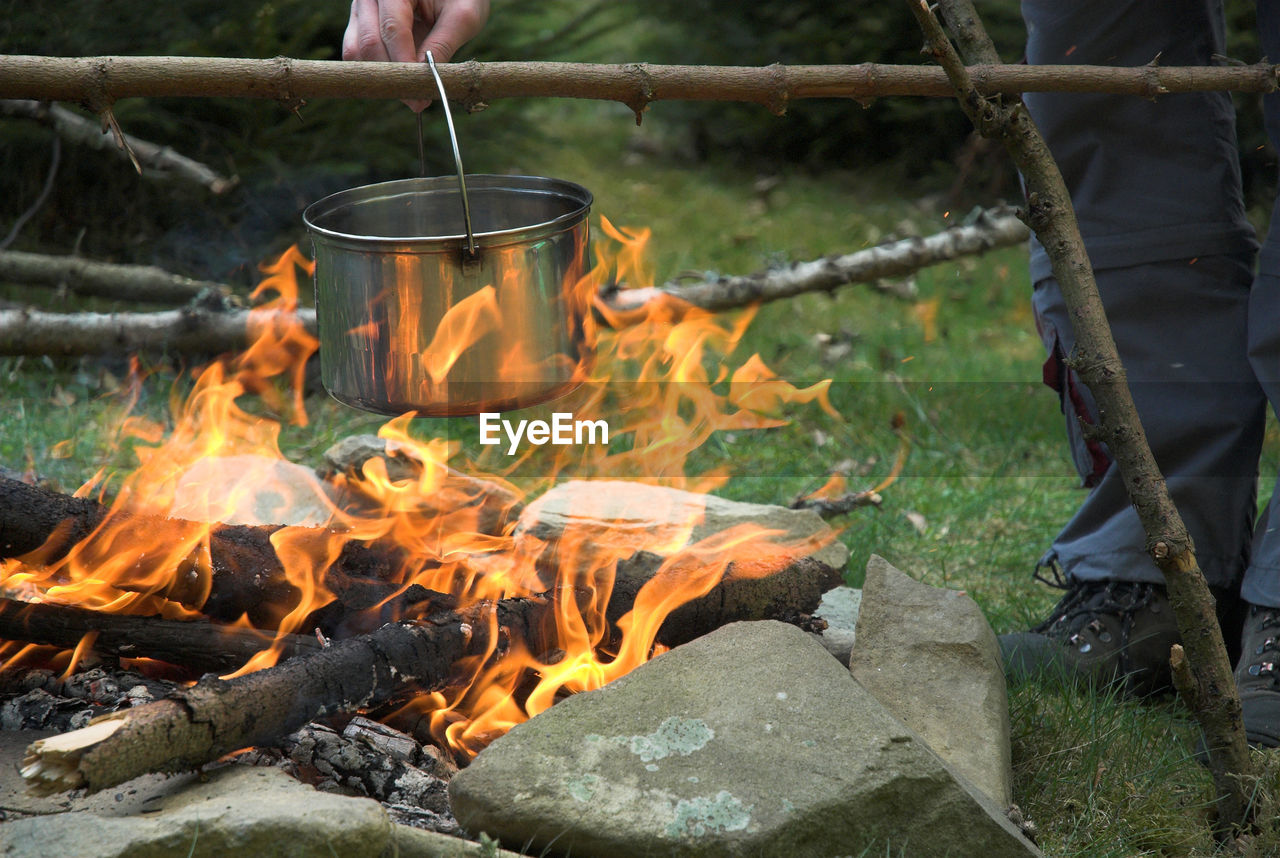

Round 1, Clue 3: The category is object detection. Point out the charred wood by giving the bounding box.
[0,597,321,674]
[0,475,417,627]
[19,598,540,794]
[20,550,840,793]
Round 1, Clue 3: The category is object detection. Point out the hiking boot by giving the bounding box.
[999,568,1182,696]
[1235,604,1280,748]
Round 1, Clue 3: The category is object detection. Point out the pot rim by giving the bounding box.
[302,174,593,249]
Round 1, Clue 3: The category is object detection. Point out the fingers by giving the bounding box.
[342,0,392,62]
[416,0,490,63]
[339,0,489,111]
[378,0,421,64]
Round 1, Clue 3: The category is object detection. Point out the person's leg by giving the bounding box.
[1234,0,1280,745]
[1004,0,1264,694]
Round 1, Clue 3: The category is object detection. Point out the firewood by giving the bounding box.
[0,475,418,626]
[20,552,840,794]
[20,605,502,794]
[0,597,321,674]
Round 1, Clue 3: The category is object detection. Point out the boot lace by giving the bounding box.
[1244,608,1280,684]
[1030,557,1159,656]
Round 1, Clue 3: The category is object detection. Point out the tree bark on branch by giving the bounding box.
[0,249,234,305]
[909,0,1255,832]
[600,207,1026,317]
[20,603,501,794]
[0,305,315,356]
[0,56,1274,117]
[0,99,237,193]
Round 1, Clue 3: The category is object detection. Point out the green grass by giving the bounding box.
[4,97,1280,856]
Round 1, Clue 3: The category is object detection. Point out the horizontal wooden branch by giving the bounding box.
[601,207,1027,315]
[0,56,1274,114]
[0,596,320,673]
[0,305,316,356]
[0,99,237,193]
[0,249,234,305]
[0,211,1023,356]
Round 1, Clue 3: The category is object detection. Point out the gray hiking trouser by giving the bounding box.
[1022,0,1280,606]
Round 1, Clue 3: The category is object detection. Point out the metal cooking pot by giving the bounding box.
[302,54,593,417]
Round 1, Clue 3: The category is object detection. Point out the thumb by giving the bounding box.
[416,1,489,63]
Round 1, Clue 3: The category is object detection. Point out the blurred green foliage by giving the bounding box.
[631,0,1026,178]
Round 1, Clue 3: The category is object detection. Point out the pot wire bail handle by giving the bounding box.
[426,51,477,259]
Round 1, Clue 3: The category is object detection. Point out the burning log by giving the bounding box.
[0,305,317,357]
[0,98,237,194]
[0,475,413,626]
[0,597,321,674]
[0,249,236,305]
[20,550,840,794]
[600,207,1027,316]
[20,603,503,794]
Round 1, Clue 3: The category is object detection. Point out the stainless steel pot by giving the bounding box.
[304,174,592,416]
[302,53,593,417]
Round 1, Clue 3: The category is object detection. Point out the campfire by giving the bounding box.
[0,221,852,819]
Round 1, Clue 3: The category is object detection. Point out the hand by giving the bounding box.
[342,0,490,111]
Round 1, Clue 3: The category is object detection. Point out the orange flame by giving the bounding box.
[0,220,845,759]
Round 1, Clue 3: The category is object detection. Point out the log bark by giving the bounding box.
[912,0,1255,831]
[0,99,237,193]
[0,596,320,673]
[0,57,1274,115]
[20,603,500,794]
[599,207,1026,317]
[0,305,316,357]
[20,552,840,794]
[0,249,235,305]
[0,475,415,627]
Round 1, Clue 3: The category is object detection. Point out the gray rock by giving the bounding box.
[323,434,423,483]
[168,454,339,527]
[449,620,1040,858]
[0,736,523,858]
[810,585,862,662]
[514,480,848,572]
[848,555,1013,807]
[321,434,523,535]
[0,765,390,857]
